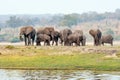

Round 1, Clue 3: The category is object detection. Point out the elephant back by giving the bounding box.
[73,30,83,35]
[44,27,54,35]
[37,28,44,35]
[101,34,113,42]
[20,26,35,35]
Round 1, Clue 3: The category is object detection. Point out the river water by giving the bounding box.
[0,69,120,80]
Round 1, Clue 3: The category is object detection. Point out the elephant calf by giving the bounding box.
[101,34,113,46]
[36,34,50,46]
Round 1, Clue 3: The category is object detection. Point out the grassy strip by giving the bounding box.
[0,45,120,71]
[0,53,120,71]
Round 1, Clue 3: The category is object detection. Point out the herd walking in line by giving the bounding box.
[19,26,113,46]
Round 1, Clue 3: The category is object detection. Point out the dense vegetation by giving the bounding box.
[0,9,120,42]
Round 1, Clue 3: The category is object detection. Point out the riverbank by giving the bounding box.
[0,45,120,71]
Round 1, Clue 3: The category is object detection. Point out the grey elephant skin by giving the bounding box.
[89,29,102,46]
[52,31,60,46]
[37,27,55,45]
[67,33,83,46]
[59,29,72,46]
[36,34,50,46]
[101,34,113,46]
[19,26,36,46]
[81,35,86,46]
[73,30,86,46]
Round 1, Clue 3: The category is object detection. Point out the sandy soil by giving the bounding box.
[0,41,120,46]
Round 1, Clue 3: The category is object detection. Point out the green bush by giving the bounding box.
[5,45,15,49]
[10,37,20,43]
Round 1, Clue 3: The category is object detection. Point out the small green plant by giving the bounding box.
[5,45,15,49]
[10,37,20,43]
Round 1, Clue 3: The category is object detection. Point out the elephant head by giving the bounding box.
[60,29,72,46]
[19,27,26,41]
[89,29,102,46]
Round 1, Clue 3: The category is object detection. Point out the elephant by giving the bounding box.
[67,33,83,46]
[59,29,72,46]
[73,30,86,46]
[52,31,60,46]
[36,34,50,46]
[101,34,113,46]
[37,27,55,45]
[19,26,36,46]
[89,29,102,46]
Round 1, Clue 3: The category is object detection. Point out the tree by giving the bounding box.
[59,14,80,27]
[6,16,24,28]
[105,29,114,36]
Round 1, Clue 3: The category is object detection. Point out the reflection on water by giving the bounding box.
[0,69,120,80]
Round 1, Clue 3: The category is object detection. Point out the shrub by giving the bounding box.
[5,45,15,49]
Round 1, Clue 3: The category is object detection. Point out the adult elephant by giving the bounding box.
[19,26,36,46]
[101,34,113,46]
[59,29,72,46]
[89,29,102,46]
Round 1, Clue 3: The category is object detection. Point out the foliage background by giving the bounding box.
[0,9,120,42]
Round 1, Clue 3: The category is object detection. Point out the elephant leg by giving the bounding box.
[28,36,31,45]
[37,41,40,46]
[61,40,63,46]
[44,40,46,46]
[54,38,58,46]
[48,40,50,46]
[95,39,98,46]
[81,41,85,46]
[98,40,101,45]
[52,40,54,46]
[32,37,35,46]
[94,39,96,46]
[102,43,104,46]
[55,41,58,46]
[39,42,41,46]
[111,42,113,46]
[64,40,68,46]
[50,36,53,46]
[78,43,80,46]
[24,36,27,46]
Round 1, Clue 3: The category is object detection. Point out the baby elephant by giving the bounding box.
[36,34,50,46]
[101,34,113,46]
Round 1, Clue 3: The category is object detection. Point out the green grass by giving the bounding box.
[0,45,120,71]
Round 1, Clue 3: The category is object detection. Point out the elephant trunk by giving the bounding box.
[19,35,23,41]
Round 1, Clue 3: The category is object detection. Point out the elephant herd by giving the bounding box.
[19,26,113,46]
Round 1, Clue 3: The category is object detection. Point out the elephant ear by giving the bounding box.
[89,29,95,37]
[25,27,34,35]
